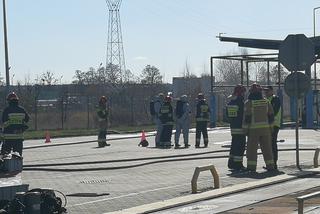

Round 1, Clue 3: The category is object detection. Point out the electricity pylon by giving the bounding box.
[106,0,126,84]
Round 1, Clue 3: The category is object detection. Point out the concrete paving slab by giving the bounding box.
[18,128,320,213]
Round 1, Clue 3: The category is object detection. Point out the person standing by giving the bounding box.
[226,85,246,170]
[243,83,275,172]
[97,96,110,147]
[159,96,174,148]
[263,86,281,169]
[174,95,191,149]
[1,92,29,156]
[154,93,164,148]
[195,93,210,148]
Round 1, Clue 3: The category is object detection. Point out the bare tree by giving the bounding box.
[215,59,242,84]
[35,71,60,85]
[214,49,250,85]
[140,65,162,84]
[253,61,267,83]
[270,64,289,83]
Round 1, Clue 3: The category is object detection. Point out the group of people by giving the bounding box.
[152,93,210,149]
[227,84,281,172]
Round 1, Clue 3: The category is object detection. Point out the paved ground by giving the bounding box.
[16,128,320,213]
[156,175,320,214]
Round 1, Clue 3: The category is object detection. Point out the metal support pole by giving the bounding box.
[2,0,10,90]
[240,60,244,85]
[246,61,249,87]
[267,61,270,85]
[314,7,320,92]
[295,71,301,170]
[210,57,214,94]
[314,7,320,128]
[278,61,281,89]
[87,96,90,129]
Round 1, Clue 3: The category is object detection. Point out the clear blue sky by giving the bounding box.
[0,0,319,84]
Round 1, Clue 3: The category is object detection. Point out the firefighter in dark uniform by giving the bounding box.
[244,83,275,172]
[97,96,110,147]
[226,85,246,170]
[159,96,174,148]
[1,92,29,156]
[195,93,210,148]
[263,86,281,169]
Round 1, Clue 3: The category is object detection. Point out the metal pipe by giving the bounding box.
[267,61,270,85]
[2,0,10,88]
[210,57,214,93]
[246,61,249,87]
[313,7,320,91]
[241,60,244,85]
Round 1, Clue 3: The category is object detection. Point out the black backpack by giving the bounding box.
[175,100,184,119]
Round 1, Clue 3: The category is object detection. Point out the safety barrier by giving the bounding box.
[314,148,320,168]
[296,191,320,214]
[191,165,220,194]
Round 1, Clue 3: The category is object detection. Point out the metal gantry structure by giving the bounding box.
[106,0,126,83]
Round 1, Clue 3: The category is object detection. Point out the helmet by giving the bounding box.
[164,96,172,102]
[197,93,204,100]
[249,83,262,93]
[180,95,187,102]
[158,93,165,101]
[233,84,246,96]
[158,93,164,98]
[7,92,19,101]
[99,96,107,103]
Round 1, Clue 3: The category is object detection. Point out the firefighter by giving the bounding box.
[1,92,29,156]
[154,93,164,148]
[97,96,110,147]
[174,95,191,148]
[263,86,281,169]
[244,83,275,172]
[226,85,246,170]
[195,93,210,148]
[159,96,174,148]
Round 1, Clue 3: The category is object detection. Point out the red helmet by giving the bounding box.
[249,83,262,93]
[7,92,19,101]
[233,84,246,96]
[99,96,107,103]
[164,96,172,102]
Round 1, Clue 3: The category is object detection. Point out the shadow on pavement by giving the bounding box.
[227,169,285,179]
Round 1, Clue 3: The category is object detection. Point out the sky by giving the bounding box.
[0,0,319,84]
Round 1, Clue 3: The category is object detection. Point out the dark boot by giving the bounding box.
[98,141,105,147]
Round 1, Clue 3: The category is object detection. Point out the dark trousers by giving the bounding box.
[228,134,246,169]
[1,140,23,156]
[195,121,208,147]
[272,126,280,165]
[160,125,173,147]
[98,130,107,147]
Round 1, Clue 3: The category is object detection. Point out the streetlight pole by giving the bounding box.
[2,0,10,89]
[313,7,320,90]
[314,7,320,127]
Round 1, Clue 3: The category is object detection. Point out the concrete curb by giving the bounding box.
[106,168,320,214]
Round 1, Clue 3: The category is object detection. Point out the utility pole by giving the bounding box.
[2,0,10,90]
[106,0,126,84]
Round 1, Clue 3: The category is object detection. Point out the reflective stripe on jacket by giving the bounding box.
[268,95,281,128]
[227,96,245,134]
[159,103,174,125]
[196,100,209,122]
[244,98,274,130]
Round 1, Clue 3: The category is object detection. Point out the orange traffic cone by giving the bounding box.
[138,130,148,147]
[45,131,51,143]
